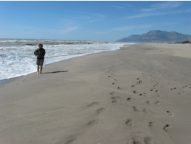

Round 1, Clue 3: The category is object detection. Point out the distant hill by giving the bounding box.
[176,40,191,44]
[116,30,191,43]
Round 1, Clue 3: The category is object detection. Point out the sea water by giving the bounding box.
[0,39,133,80]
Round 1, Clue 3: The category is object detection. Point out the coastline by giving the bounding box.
[0,44,125,85]
[0,77,19,85]
[1,43,191,144]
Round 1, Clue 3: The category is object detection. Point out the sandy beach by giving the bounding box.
[1,43,191,144]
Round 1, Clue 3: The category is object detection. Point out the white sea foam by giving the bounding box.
[0,39,133,80]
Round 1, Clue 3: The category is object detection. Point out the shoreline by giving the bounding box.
[0,77,19,85]
[1,43,191,144]
[0,45,125,85]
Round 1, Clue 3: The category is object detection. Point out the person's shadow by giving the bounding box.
[43,71,68,74]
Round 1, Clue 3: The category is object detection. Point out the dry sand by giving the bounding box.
[1,43,191,144]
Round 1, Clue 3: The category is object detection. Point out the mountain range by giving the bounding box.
[116,30,191,43]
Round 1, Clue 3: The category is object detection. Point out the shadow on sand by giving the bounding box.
[43,71,68,74]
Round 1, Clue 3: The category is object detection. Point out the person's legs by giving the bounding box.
[40,65,43,74]
[36,59,40,74]
[37,65,39,74]
[39,59,44,74]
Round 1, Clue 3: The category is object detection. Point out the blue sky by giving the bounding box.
[0,1,191,41]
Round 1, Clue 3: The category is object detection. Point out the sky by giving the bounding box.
[0,1,191,42]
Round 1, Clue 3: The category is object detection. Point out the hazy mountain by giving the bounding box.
[116,30,191,43]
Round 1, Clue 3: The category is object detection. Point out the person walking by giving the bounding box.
[34,43,46,74]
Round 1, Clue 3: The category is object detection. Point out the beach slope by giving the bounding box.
[1,43,191,144]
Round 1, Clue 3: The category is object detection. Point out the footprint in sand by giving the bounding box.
[137,78,140,80]
[144,137,154,144]
[111,97,120,103]
[139,93,147,96]
[88,102,100,107]
[164,124,172,132]
[112,99,117,103]
[174,80,178,84]
[149,122,156,128]
[133,106,139,112]
[23,79,27,82]
[131,136,142,144]
[171,87,177,90]
[13,83,19,85]
[136,80,142,85]
[97,108,105,114]
[127,97,133,101]
[146,101,151,104]
[166,111,174,117]
[155,101,161,105]
[65,135,77,144]
[143,109,149,113]
[88,120,98,126]
[65,139,76,144]
[153,84,160,88]
[182,86,190,89]
[155,90,159,92]
[157,94,161,97]
[133,90,137,94]
[111,96,120,99]
[126,119,134,126]
[110,92,116,95]
[117,87,121,89]
[112,82,115,85]
[114,79,118,81]
[182,89,186,93]
[131,85,135,87]
[108,76,111,78]
[182,86,190,92]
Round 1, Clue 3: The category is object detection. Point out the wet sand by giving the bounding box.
[1,43,191,144]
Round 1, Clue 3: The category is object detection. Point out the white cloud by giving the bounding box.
[89,13,105,23]
[61,13,105,24]
[60,19,77,26]
[125,12,166,19]
[157,22,177,25]
[124,4,132,7]
[110,4,132,9]
[151,1,182,9]
[17,25,33,29]
[113,22,177,32]
[89,19,102,23]
[113,26,135,31]
[111,5,125,9]
[62,27,79,33]
[16,25,42,31]
[141,8,158,12]
[141,1,182,12]
[125,9,191,19]
[114,25,152,31]
[93,14,105,18]
[93,31,108,34]
[68,15,90,20]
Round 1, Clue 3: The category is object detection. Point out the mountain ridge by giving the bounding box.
[116,30,191,43]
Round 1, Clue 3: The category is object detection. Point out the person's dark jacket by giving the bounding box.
[34,48,46,59]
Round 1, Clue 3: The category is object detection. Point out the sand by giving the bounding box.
[0,43,191,144]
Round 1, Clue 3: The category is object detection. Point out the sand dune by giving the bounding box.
[1,43,191,144]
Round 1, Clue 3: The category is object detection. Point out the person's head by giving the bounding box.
[38,43,43,48]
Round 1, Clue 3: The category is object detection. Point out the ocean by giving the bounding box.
[0,39,133,81]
